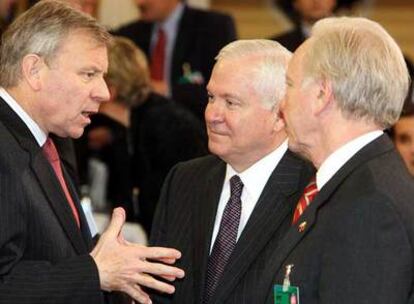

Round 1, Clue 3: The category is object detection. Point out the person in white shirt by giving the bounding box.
[277,16,414,303]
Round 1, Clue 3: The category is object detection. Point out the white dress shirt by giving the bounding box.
[0,87,46,146]
[316,130,383,190]
[209,140,289,253]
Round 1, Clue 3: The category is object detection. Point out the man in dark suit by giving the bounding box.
[114,0,237,121]
[270,0,337,52]
[0,1,185,303]
[150,39,314,303]
[277,17,414,303]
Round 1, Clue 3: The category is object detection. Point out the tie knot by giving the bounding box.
[42,137,59,163]
[229,175,243,199]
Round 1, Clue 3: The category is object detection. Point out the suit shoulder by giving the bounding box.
[184,6,235,27]
[174,154,222,173]
[112,20,151,37]
[186,6,233,19]
[269,28,305,52]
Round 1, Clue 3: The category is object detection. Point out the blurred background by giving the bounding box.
[1,0,413,59]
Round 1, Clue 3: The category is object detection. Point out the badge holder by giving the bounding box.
[274,264,300,304]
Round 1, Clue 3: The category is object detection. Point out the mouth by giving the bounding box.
[207,128,228,136]
[81,111,97,123]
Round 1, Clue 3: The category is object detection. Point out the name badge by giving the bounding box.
[274,264,300,304]
[274,284,299,304]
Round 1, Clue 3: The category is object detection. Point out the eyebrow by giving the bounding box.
[206,89,243,101]
[222,93,243,100]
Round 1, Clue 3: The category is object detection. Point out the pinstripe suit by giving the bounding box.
[0,97,105,303]
[261,135,414,304]
[150,151,313,304]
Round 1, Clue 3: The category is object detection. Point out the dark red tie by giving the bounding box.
[203,175,243,303]
[292,177,318,225]
[150,28,166,81]
[42,137,80,227]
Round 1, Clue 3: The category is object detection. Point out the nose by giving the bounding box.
[93,77,110,104]
[205,99,224,125]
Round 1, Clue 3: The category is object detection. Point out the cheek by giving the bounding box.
[396,142,409,155]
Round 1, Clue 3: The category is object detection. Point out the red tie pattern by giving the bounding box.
[43,137,80,227]
[150,28,166,81]
[292,177,318,225]
[203,175,243,303]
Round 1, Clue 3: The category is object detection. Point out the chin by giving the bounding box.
[68,128,85,139]
[208,142,225,157]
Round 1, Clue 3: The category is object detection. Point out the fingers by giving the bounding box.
[158,257,178,264]
[104,207,126,239]
[159,274,177,282]
[138,260,185,280]
[124,284,152,304]
[138,246,182,261]
[134,273,176,295]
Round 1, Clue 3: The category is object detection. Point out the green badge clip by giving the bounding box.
[274,264,300,304]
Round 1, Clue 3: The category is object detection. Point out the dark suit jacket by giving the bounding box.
[114,5,237,121]
[131,93,208,235]
[0,97,105,303]
[263,135,414,303]
[150,151,313,303]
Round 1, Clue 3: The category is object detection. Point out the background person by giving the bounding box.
[114,0,237,122]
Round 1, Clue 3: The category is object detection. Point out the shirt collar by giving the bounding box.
[156,2,184,32]
[226,140,289,201]
[317,130,383,190]
[0,87,47,146]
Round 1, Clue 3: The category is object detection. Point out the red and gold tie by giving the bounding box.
[292,177,318,225]
[43,137,80,227]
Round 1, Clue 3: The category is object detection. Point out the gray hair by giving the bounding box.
[216,39,292,109]
[304,17,410,128]
[0,0,111,88]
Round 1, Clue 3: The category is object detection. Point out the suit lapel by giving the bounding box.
[61,164,94,250]
[52,134,94,249]
[193,158,226,303]
[262,135,394,288]
[0,97,87,254]
[31,154,88,253]
[211,151,311,303]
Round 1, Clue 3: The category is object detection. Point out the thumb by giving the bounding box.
[104,207,125,240]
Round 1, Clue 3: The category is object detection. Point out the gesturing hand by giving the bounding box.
[91,208,185,304]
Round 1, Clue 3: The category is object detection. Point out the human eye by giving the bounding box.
[81,70,98,81]
[225,98,240,109]
[207,92,215,103]
[286,77,293,88]
[397,134,411,145]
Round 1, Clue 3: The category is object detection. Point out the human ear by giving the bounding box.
[272,106,286,132]
[21,54,46,91]
[313,79,333,115]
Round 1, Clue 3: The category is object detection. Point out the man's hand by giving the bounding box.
[90,208,185,304]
